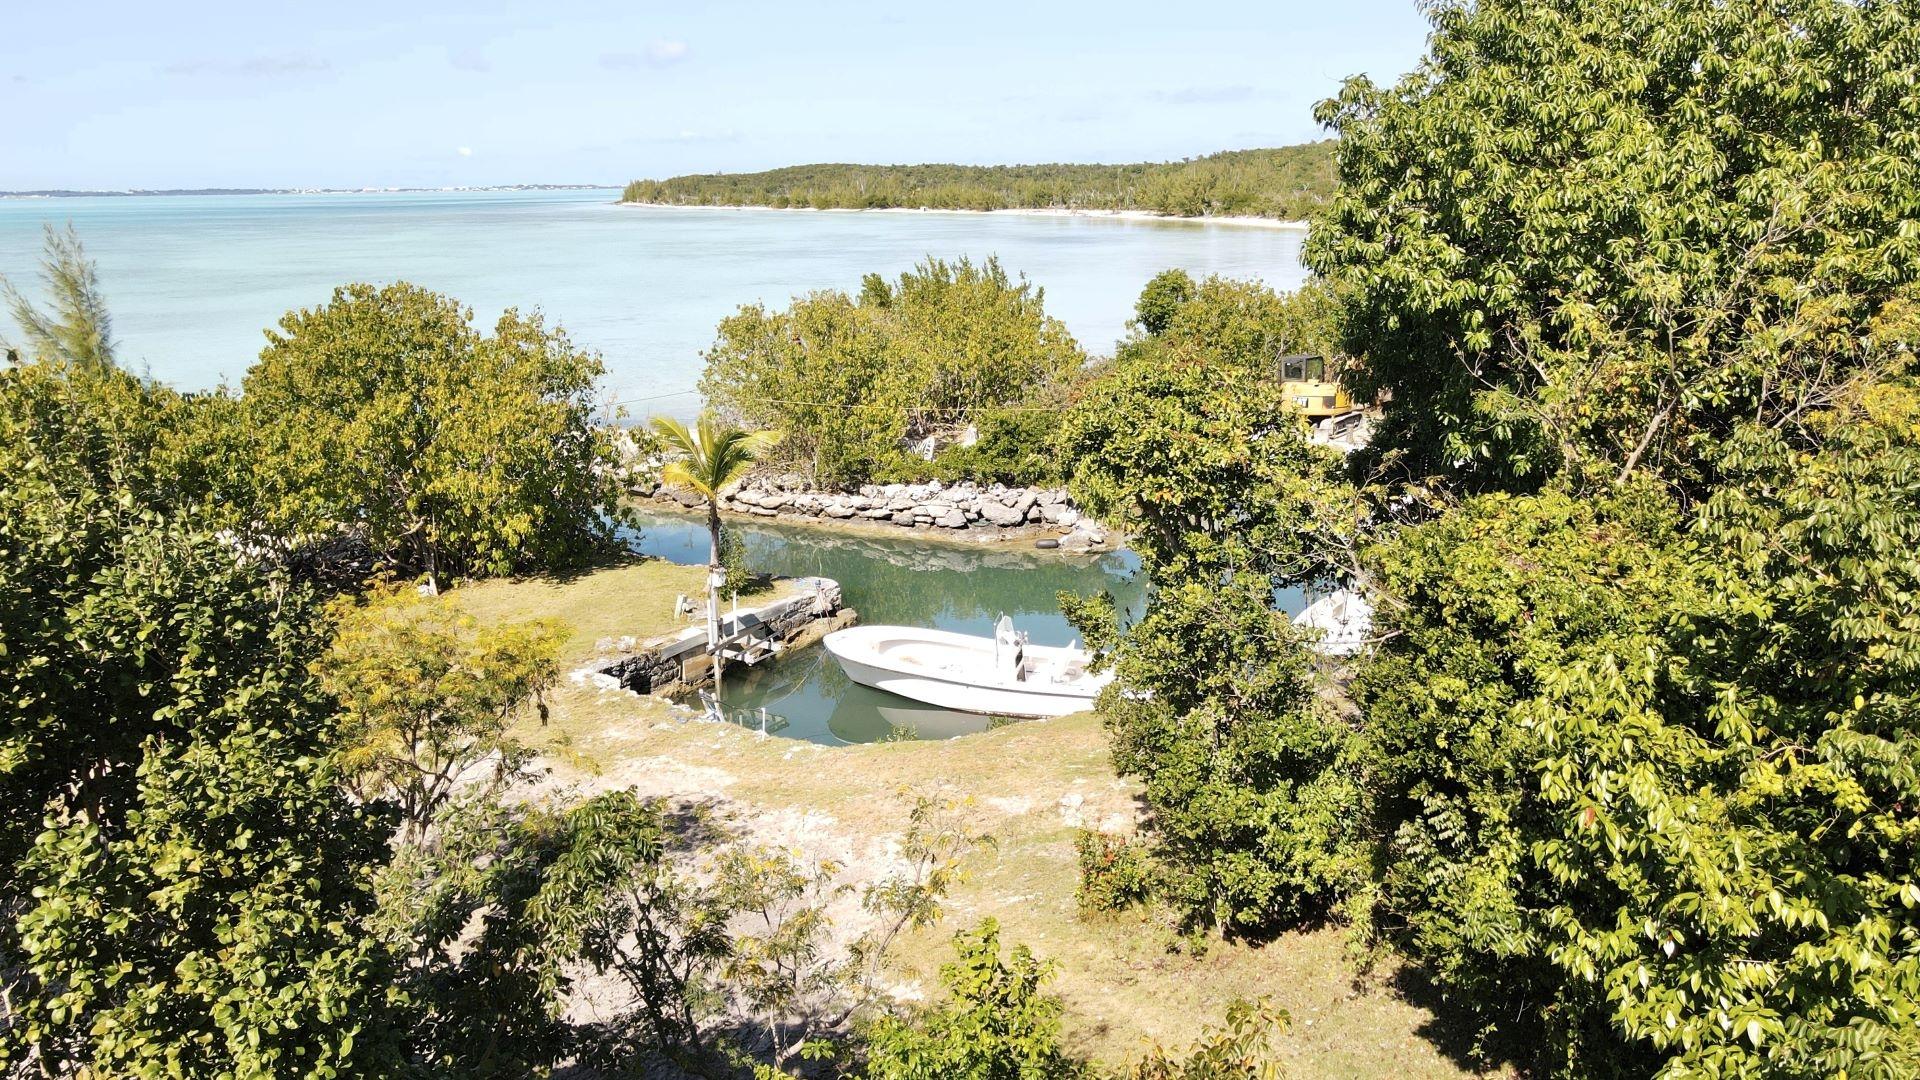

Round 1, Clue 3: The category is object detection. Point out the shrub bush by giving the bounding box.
[1074,830,1155,914]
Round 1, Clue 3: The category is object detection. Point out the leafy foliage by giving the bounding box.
[1362,390,1920,1076]
[1131,269,1195,336]
[1093,579,1371,933]
[1073,831,1155,915]
[622,143,1336,220]
[14,713,402,1078]
[860,919,1084,1080]
[1307,0,1920,496]
[0,358,403,1076]
[0,224,116,372]
[242,282,627,585]
[922,406,1071,488]
[1060,276,1369,933]
[1126,999,1291,1080]
[314,583,564,840]
[701,258,1083,486]
[381,788,705,1077]
[1276,2,1920,1074]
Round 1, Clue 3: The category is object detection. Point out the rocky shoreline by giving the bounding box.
[635,475,1115,551]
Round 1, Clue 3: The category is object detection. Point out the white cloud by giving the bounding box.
[457,147,473,157]
[600,39,691,70]
[449,48,491,73]
[646,39,690,65]
[163,54,331,78]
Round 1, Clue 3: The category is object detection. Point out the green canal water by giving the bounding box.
[625,509,1315,745]
[623,509,1151,744]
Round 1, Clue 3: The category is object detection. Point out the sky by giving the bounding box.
[0,1,1433,191]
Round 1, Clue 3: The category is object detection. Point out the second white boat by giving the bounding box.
[823,617,1111,719]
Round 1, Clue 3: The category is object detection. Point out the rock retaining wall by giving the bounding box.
[638,475,1113,551]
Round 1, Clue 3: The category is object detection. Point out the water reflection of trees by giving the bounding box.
[627,510,1148,637]
[630,509,1149,745]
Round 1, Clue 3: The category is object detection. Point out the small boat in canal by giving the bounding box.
[823,616,1111,718]
[1292,588,1374,657]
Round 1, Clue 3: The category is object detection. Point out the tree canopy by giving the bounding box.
[0,224,116,372]
[1307,0,1920,497]
[242,282,629,586]
[622,143,1336,220]
[701,257,1084,487]
[1058,3,1920,1076]
[0,358,405,1076]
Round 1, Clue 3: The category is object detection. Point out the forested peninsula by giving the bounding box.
[619,143,1334,220]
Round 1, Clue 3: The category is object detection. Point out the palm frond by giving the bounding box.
[651,413,781,499]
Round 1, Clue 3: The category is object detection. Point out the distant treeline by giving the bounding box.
[620,143,1336,220]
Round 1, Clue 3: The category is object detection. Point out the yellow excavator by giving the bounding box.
[1278,354,1355,420]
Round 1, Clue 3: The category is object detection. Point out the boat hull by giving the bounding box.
[824,625,1108,719]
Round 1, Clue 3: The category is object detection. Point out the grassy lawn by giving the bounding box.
[450,557,789,667]
[453,559,1489,1079]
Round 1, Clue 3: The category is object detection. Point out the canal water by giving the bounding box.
[623,508,1151,744]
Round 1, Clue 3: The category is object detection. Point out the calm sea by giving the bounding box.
[0,188,1308,413]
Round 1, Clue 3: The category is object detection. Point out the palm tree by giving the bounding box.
[650,416,781,670]
[1,224,117,372]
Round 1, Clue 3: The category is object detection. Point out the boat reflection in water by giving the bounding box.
[629,507,1309,745]
[679,641,1014,745]
[630,508,1149,745]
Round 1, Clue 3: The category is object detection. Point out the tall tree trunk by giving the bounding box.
[706,499,724,693]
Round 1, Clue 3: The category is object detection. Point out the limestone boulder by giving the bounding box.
[1040,503,1079,527]
[979,500,1026,527]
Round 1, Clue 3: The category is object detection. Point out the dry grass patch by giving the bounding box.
[461,559,1485,1079]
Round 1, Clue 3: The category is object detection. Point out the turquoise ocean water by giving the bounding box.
[1,187,1315,741]
[0,188,1307,414]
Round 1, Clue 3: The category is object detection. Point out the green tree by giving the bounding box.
[1362,388,1920,1076]
[1060,279,1370,932]
[1288,2,1920,1073]
[701,258,1083,486]
[378,788,703,1077]
[0,224,116,372]
[242,282,627,588]
[1307,0,1920,496]
[1132,269,1194,336]
[0,361,403,1075]
[314,583,565,842]
[652,414,780,678]
[860,919,1084,1080]
[14,706,403,1077]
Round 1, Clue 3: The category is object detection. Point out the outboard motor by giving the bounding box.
[994,615,1027,682]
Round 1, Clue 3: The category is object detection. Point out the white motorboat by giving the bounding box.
[1292,588,1374,656]
[823,617,1111,718]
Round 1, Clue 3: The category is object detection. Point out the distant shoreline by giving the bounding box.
[0,184,613,200]
[617,201,1309,230]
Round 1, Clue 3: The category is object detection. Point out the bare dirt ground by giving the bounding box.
[461,563,1493,1078]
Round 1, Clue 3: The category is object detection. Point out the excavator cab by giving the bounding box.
[1277,354,1354,420]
